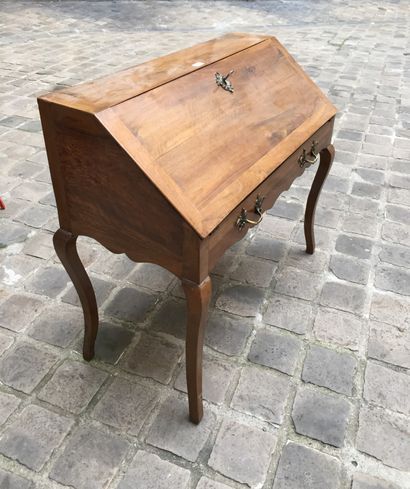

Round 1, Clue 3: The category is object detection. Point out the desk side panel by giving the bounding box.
[38,101,185,276]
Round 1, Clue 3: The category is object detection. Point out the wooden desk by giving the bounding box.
[38,33,336,424]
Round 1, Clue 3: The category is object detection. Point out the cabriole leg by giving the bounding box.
[53,228,98,360]
[182,276,212,424]
[304,144,335,254]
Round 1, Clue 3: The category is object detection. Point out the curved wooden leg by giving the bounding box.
[182,276,212,424]
[53,228,98,360]
[304,144,335,254]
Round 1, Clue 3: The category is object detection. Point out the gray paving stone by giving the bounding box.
[273,442,341,489]
[248,327,302,375]
[352,473,401,489]
[342,214,377,237]
[27,303,82,347]
[150,299,186,340]
[0,342,58,393]
[50,426,129,489]
[231,365,291,424]
[0,254,42,286]
[175,356,235,404]
[352,181,382,199]
[0,404,73,471]
[216,285,265,317]
[90,252,136,279]
[335,234,373,259]
[0,329,13,355]
[230,255,277,287]
[381,221,410,247]
[0,468,34,489]
[76,321,134,364]
[302,344,358,395]
[92,376,158,435]
[258,215,296,239]
[196,477,233,489]
[118,450,191,489]
[62,274,114,307]
[269,199,303,220]
[0,391,21,425]
[374,264,410,296]
[292,386,352,447]
[146,394,216,462]
[104,286,157,323]
[264,294,313,335]
[128,263,175,291]
[285,246,329,273]
[368,320,410,369]
[320,281,366,314]
[356,405,410,471]
[23,230,55,259]
[122,333,181,384]
[208,418,277,487]
[330,254,370,285]
[0,293,43,332]
[275,266,322,301]
[38,360,108,414]
[370,291,410,330]
[379,243,410,269]
[205,311,252,356]
[15,204,55,228]
[246,235,287,261]
[364,361,410,416]
[385,203,410,224]
[0,221,30,248]
[24,265,69,298]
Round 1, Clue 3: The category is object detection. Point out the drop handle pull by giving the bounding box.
[236,194,265,231]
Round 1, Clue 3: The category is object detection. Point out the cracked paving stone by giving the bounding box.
[38,360,108,414]
[208,418,277,487]
[146,394,216,462]
[273,442,341,489]
[368,320,410,369]
[50,425,129,489]
[292,386,352,447]
[118,450,190,489]
[92,376,159,435]
[248,327,302,375]
[356,405,410,471]
[0,342,58,393]
[231,365,291,424]
[0,404,73,471]
[302,344,358,395]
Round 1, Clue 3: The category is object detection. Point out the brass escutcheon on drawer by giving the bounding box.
[299,140,319,167]
[236,194,265,231]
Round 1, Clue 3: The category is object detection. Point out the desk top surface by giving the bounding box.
[40,33,336,237]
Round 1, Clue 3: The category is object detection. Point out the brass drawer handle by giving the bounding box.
[299,140,319,167]
[236,194,265,231]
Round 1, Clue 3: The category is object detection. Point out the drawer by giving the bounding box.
[208,117,334,270]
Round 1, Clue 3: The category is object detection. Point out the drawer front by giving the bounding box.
[208,118,334,270]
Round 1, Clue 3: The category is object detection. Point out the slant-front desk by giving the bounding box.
[38,33,336,424]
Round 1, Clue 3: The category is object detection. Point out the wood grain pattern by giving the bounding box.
[40,33,267,113]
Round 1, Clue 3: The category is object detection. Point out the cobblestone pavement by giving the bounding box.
[1,1,410,488]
